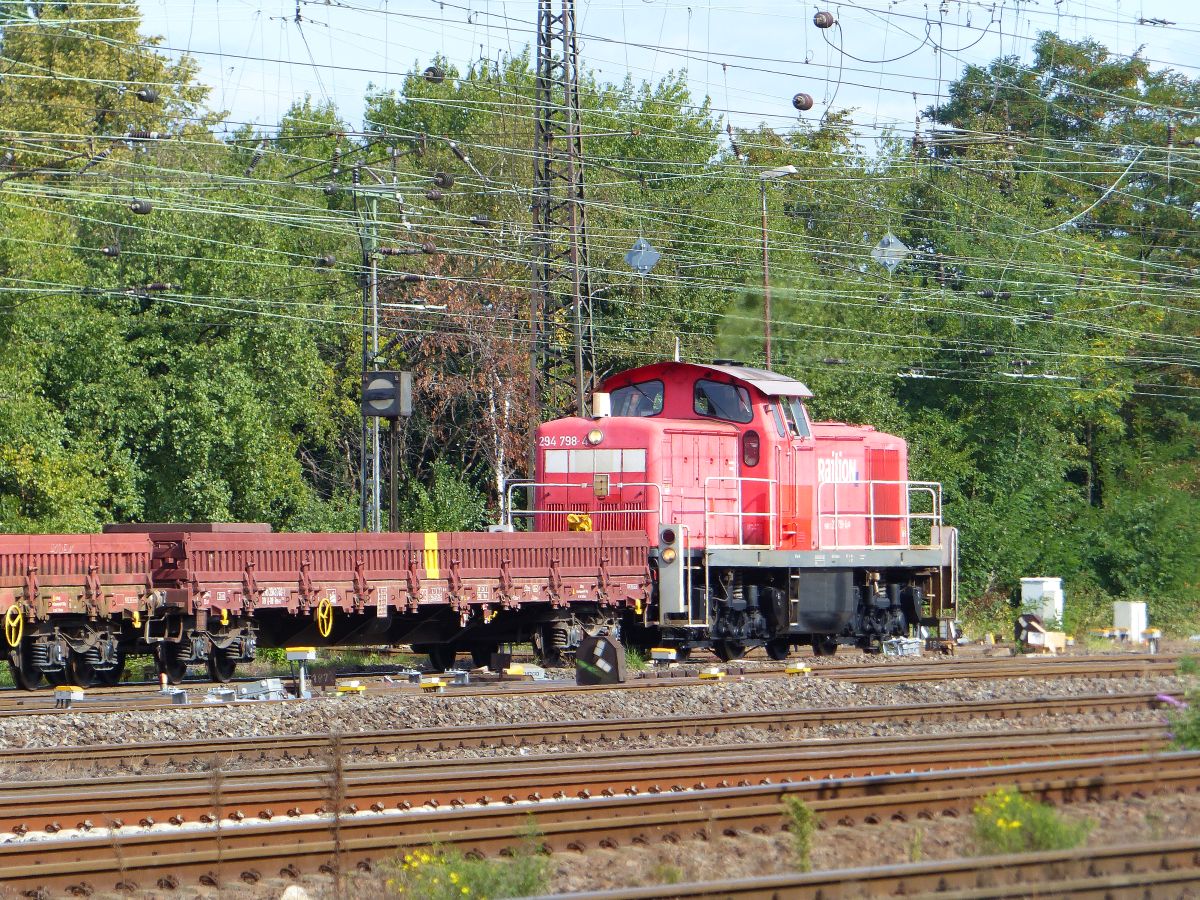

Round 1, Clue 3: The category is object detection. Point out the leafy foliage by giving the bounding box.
[973,787,1092,855]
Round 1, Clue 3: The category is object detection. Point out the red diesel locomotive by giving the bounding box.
[527,360,957,660]
[2,361,956,688]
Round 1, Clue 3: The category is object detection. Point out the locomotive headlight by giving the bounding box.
[661,547,677,564]
[586,428,603,446]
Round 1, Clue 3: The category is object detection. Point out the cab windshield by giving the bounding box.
[610,380,664,417]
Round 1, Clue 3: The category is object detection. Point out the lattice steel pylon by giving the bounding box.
[530,0,595,420]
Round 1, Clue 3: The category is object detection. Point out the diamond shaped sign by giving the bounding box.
[624,237,661,275]
[871,231,911,274]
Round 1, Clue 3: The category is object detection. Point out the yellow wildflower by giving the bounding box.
[461,889,471,896]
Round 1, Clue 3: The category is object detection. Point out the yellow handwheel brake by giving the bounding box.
[316,597,334,638]
[4,605,23,648]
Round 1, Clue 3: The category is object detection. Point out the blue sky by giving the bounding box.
[135,0,1199,138]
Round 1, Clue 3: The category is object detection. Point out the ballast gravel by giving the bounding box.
[0,672,1182,753]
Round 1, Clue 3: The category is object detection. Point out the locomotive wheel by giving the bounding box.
[206,651,237,683]
[7,645,43,691]
[426,645,457,672]
[765,639,791,661]
[155,644,188,685]
[713,640,747,662]
[811,636,838,657]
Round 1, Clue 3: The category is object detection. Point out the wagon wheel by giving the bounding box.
[7,643,43,692]
[811,636,838,657]
[155,644,188,685]
[426,645,457,672]
[469,644,498,669]
[206,650,237,683]
[96,651,126,686]
[713,640,747,662]
[765,638,791,661]
[68,650,99,688]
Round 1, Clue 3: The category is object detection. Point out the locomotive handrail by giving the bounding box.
[815,479,942,551]
[701,476,778,549]
[502,480,665,529]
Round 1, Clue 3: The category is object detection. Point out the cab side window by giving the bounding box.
[611,380,664,417]
[693,379,753,424]
[785,397,812,438]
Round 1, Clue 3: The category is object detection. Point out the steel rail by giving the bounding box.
[525,839,1200,898]
[0,723,1168,834]
[0,690,1171,770]
[1,751,1197,895]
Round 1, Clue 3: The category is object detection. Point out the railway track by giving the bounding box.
[2,749,1196,895]
[0,722,1168,834]
[0,651,1177,716]
[530,839,1200,898]
[0,690,1171,771]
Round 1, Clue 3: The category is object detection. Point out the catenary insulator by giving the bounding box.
[424,65,445,84]
[425,189,443,201]
[129,199,153,214]
[128,131,160,140]
[134,87,159,103]
[433,171,454,189]
[144,282,172,292]
[100,244,120,257]
[813,11,836,28]
[421,241,437,254]
[1167,122,1177,147]
[469,214,491,226]
[792,93,814,112]
[315,254,336,268]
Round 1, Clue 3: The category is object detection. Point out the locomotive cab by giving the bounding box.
[522,360,958,660]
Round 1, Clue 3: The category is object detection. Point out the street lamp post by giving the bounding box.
[759,164,797,370]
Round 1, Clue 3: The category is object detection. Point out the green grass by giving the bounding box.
[1169,695,1200,750]
[1179,657,1200,677]
[973,787,1091,855]
[624,646,648,671]
[784,796,817,872]
[651,862,683,885]
[385,836,549,899]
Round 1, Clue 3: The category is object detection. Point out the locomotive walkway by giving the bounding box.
[1,749,1196,894]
